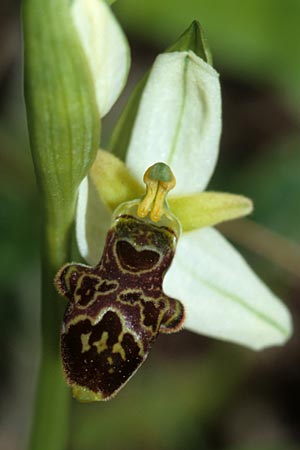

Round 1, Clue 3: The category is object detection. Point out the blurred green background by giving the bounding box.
[1,1,299,449]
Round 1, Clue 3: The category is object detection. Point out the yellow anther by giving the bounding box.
[137,163,176,222]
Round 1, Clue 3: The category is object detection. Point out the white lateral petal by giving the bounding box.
[164,227,292,350]
[72,0,130,117]
[126,51,221,195]
[76,176,111,265]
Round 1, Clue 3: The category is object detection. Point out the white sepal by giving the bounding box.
[71,0,130,117]
[126,51,221,195]
[76,176,111,265]
[164,227,292,350]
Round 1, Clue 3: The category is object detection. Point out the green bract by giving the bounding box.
[23,0,99,221]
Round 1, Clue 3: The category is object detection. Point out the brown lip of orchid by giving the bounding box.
[55,163,185,402]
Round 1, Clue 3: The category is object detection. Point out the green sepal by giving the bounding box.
[89,150,253,231]
[169,193,253,231]
[23,0,100,223]
[167,20,212,65]
[108,20,211,161]
[90,150,143,210]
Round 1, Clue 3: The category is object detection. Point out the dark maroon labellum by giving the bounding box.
[55,214,185,401]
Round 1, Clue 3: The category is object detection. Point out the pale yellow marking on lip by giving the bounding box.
[93,331,109,353]
[72,385,104,402]
[112,342,126,361]
[81,332,92,353]
[107,356,115,373]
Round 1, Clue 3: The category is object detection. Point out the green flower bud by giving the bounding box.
[23,0,100,218]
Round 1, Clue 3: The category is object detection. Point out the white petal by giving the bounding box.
[164,227,292,350]
[76,176,111,265]
[126,51,221,195]
[71,0,130,117]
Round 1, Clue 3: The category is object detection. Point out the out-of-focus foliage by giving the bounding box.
[114,0,300,106]
[0,125,38,280]
[228,137,300,241]
[71,346,250,450]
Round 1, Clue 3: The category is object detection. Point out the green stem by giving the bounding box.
[28,213,73,450]
[23,0,100,444]
[28,210,75,450]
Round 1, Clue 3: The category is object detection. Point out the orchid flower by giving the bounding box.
[23,0,292,430]
[75,39,292,352]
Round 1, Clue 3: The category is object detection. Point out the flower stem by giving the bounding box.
[27,211,75,450]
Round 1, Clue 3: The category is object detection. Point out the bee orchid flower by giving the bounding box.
[76,48,292,352]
